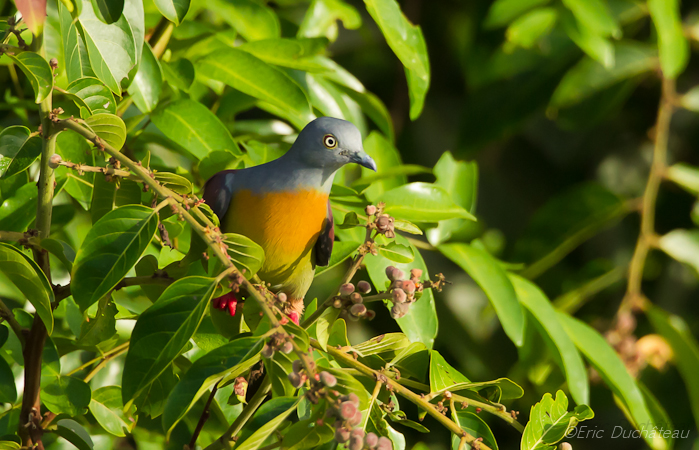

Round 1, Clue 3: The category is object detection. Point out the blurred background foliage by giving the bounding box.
[1,0,699,449]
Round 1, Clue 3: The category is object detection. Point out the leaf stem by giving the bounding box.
[0,298,26,346]
[623,77,676,313]
[188,382,220,450]
[312,339,495,449]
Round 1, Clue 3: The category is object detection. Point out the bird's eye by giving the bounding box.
[323,134,337,149]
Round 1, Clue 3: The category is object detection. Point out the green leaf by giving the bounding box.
[298,0,361,41]
[520,390,593,450]
[208,0,280,41]
[84,113,126,149]
[439,243,525,346]
[315,240,361,276]
[647,307,699,433]
[151,98,242,160]
[66,77,117,114]
[307,307,340,351]
[122,276,218,402]
[198,151,240,182]
[361,132,405,200]
[153,171,192,195]
[208,234,265,279]
[451,411,498,450]
[550,42,657,108]
[55,419,94,450]
[0,243,54,334]
[484,0,550,28]
[337,84,394,142]
[436,379,523,402]
[353,165,432,187]
[0,357,16,404]
[0,126,41,179]
[59,3,96,83]
[428,151,478,246]
[666,163,699,194]
[162,336,263,436]
[509,274,589,405]
[154,0,190,25]
[71,205,159,311]
[56,120,95,210]
[79,0,139,94]
[239,38,328,72]
[353,333,411,357]
[364,0,430,120]
[0,441,20,450]
[282,420,334,450]
[561,10,614,68]
[505,8,557,49]
[561,0,619,37]
[200,48,314,128]
[42,375,91,416]
[89,386,136,437]
[378,241,414,264]
[658,229,699,275]
[557,313,667,450]
[0,181,40,233]
[127,42,163,113]
[429,350,470,392]
[77,296,117,347]
[91,0,124,24]
[365,235,437,348]
[7,52,54,103]
[378,183,476,223]
[162,58,195,92]
[648,0,689,79]
[236,397,300,450]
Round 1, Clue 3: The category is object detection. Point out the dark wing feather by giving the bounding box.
[203,170,237,222]
[314,201,334,267]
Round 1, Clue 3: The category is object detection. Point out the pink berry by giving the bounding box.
[292,360,303,373]
[335,428,350,443]
[385,266,396,279]
[365,205,377,216]
[392,288,407,303]
[288,372,304,388]
[402,280,416,295]
[261,345,274,359]
[391,268,405,281]
[349,435,363,450]
[278,292,287,302]
[49,153,62,169]
[350,304,367,317]
[281,341,293,354]
[365,432,379,448]
[350,428,365,439]
[357,280,372,294]
[377,436,393,450]
[350,292,363,304]
[410,268,423,280]
[340,283,355,296]
[339,401,358,420]
[320,371,337,387]
[348,393,360,406]
[349,409,362,426]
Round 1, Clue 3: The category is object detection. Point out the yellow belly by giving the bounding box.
[224,189,329,298]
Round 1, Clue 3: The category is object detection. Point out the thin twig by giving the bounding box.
[0,299,27,346]
[189,382,220,449]
[313,339,495,449]
[623,78,676,313]
[57,159,143,182]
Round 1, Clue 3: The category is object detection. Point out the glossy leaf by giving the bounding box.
[7,52,53,103]
[66,77,116,114]
[439,243,525,346]
[59,3,96,82]
[122,276,218,402]
[428,151,478,246]
[91,0,124,24]
[77,296,117,347]
[41,238,76,273]
[0,181,39,233]
[154,0,190,25]
[79,0,139,94]
[207,234,265,279]
[550,42,657,108]
[561,10,614,68]
[362,132,406,200]
[365,235,437,348]
[648,0,689,79]
[560,0,619,37]
[209,0,280,41]
[55,419,94,450]
[558,313,667,450]
[162,58,195,92]
[84,113,127,150]
[200,48,314,128]
[521,390,593,450]
[0,126,41,179]
[162,336,263,435]
[378,183,476,223]
[298,0,361,41]
[378,241,414,264]
[153,171,192,195]
[509,274,589,405]
[0,243,54,334]
[56,130,95,210]
[364,0,430,120]
[127,42,163,113]
[647,307,699,432]
[71,205,159,311]
[0,357,16,404]
[429,350,470,392]
[42,376,92,416]
[282,420,334,450]
[451,411,498,450]
[151,98,241,160]
[89,386,136,436]
[315,240,361,276]
[239,38,328,72]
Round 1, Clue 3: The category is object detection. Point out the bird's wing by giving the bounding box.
[314,200,334,267]
[203,170,237,222]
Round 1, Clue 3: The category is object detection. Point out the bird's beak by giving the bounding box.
[350,151,377,172]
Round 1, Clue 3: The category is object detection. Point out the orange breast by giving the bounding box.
[224,189,329,288]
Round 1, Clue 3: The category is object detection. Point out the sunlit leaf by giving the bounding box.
[0,126,41,179]
[521,390,593,450]
[379,183,476,223]
[154,0,190,25]
[84,113,127,150]
[7,52,53,103]
[648,0,689,79]
[89,386,136,437]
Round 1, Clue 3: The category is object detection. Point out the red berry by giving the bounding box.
[339,401,358,420]
[392,288,407,303]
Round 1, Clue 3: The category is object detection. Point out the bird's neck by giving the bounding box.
[265,156,337,194]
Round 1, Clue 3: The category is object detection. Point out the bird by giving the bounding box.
[203,117,377,323]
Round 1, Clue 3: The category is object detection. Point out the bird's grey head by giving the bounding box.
[288,117,377,172]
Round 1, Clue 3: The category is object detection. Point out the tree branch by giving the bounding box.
[623,78,676,313]
[188,382,220,450]
[312,339,496,449]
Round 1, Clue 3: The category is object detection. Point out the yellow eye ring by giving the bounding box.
[323,134,337,149]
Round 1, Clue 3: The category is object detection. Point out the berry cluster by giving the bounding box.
[328,393,392,450]
[260,332,294,359]
[365,204,396,239]
[385,266,423,319]
[333,281,376,321]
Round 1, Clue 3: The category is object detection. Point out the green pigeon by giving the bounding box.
[204,117,377,323]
